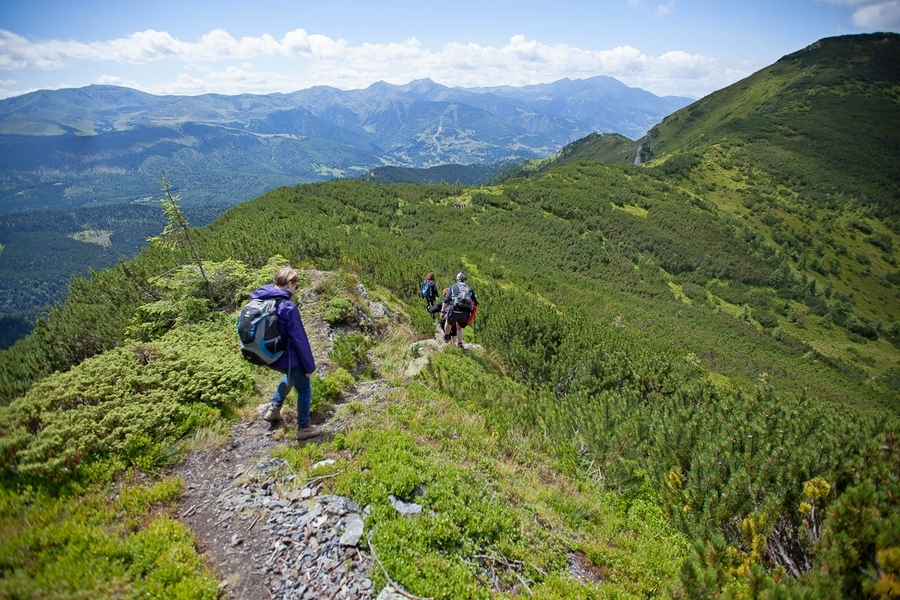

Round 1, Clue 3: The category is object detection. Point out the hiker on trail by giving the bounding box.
[431,286,457,341]
[421,272,438,310]
[441,272,478,347]
[255,266,321,441]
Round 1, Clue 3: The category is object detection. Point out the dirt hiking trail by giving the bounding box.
[175,271,450,600]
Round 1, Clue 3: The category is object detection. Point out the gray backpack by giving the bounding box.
[237,298,286,366]
[451,282,473,311]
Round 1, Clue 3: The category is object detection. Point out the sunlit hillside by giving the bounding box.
[0,33,897,599]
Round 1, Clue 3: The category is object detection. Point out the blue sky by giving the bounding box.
[1,0,898,100]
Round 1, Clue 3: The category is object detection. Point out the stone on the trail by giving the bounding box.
[321,495,361,516]
[256,457,287,474]
[339,513,364,546]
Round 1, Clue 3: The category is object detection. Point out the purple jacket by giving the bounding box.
[250,284,316,374]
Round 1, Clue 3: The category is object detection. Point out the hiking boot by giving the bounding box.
[296,426,321,441]
[262,405,282,422]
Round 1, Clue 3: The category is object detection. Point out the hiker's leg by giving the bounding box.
[443,314,452,337]
[295,374,312,428]
[271,371,293,409]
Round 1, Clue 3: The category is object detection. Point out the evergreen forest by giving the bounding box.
[0,33,897,599]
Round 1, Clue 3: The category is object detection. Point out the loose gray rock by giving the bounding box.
[376,586,409,600]
[389,495,423,516]
[339,513,364,546]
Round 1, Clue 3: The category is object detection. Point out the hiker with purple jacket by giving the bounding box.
[256,266,321,440]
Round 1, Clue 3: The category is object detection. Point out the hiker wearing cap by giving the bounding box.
[441,272,478,347]
[257,266,321,441]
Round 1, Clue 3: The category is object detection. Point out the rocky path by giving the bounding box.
[174,272,429,600]
[175,410,379,600]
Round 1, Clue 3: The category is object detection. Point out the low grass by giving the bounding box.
[0,477,219,599]
[276,323,690,599]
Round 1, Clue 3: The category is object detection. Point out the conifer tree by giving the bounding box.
[149,172,211,302]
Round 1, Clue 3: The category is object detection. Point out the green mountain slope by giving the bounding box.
[0,175,896,597]
[0,34,898,599]
[644,33,900,219]
[504,33,900,390]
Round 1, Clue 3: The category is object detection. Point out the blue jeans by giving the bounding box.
[270,369,312,428]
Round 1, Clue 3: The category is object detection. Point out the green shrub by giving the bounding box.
[846,315,879,340]
[0,316,252,482]
[849,218,873,234]
[866,233,893,253]
[0,482,217,599]
[681,281,707,302]
[885,322,900,347]
[311,368,355,406]
[882,367,900,390]
[711,281,749,305]
[330,332,374,378]
[126,259,255,342]
[753,308,780,329]
[323,297,355,325]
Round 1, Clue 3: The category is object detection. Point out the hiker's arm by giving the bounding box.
[286,309,316,374]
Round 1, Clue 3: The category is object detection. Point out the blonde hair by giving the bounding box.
[273,266,299,288]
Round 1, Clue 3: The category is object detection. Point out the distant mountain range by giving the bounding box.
[0,77,691,215]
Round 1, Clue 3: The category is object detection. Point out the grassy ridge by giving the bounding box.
[645,33,900,220]
[0,172,896,596]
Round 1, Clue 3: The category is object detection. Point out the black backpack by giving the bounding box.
[237,298,286,366]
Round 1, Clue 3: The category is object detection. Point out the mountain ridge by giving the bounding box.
[0,76,690,219]
[0,33,898,599]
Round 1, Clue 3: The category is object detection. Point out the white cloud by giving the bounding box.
[0,28,743,98]
[657,2,676,16]
[823,0,900,29]
[164,64,298,96]
[0,30,66,69]
[95,74,141,87]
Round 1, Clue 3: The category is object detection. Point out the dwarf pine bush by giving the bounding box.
[0,479,217,599]
[0,315,254,481]
[330,332,375,378]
